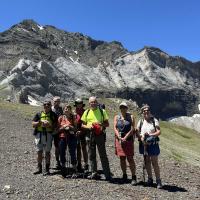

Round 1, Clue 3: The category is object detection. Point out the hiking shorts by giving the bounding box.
[139,142,160,156]
[34,132,53,152]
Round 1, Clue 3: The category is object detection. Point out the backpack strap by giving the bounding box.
[150,117,156,132]
[99,108,104,123]
[85,109,90,123]
[138,118,144,133]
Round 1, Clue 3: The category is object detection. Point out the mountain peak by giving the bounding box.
[9,19,43,33]
[20,19,39,26]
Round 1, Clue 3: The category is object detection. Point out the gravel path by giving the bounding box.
[0,109,200,200]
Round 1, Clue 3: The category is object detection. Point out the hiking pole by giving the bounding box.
[66,143,70,177]
[42,143,47,176]
[42,128,47,176]
[143,142,148,184]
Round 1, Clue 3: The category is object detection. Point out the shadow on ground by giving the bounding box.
[162,185,187,192]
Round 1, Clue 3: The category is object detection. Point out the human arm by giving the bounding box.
[148,118,161,137]
[148,126,161,137]
[102,110,109,128]
[32,113,41,128]
[114,115,121,140]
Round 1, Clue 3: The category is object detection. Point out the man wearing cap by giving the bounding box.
[32,99,58,175]
[81,96,112,181]
[52,96,63,169]
[74,98,89,172]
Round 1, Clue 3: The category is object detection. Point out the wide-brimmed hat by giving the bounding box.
[74,98,85,107]
[119,102,128,108]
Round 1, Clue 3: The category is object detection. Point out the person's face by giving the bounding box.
[64,106,72,114]
[143,108,150,119]
[53,99,60,107]
[76,103,83,109]
[43,103,51,112]
[120,106,128,114]
[89,99,98,109]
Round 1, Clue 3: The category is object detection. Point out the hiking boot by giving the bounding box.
[88,172,101,180]
[146,177,153,187]
[156,179,162,189]
[131,175,137,186]
[122,174,128,183]
[33,163,42,175]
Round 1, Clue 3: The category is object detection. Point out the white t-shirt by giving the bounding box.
[137,118,159,137]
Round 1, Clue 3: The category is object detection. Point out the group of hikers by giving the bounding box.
[32,96,162,189]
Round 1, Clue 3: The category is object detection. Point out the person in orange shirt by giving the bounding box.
[57,104,77,176]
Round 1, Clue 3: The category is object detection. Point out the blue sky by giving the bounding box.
[0,0,199,62]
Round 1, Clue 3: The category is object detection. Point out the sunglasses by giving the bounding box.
[143,109,149,113]
[43,103,51,106]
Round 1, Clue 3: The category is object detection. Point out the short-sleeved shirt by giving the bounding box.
[81,108,108,127]
[137,118,160,156]
[137,118,159,136]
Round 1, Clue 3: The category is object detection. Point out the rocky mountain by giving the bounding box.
[0,19,200,119]
[168,104,200,133]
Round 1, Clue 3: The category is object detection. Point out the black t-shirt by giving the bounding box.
[52,106,63,117]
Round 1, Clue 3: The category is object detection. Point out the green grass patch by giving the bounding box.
[160,121,200,166]
[171,149,183,161]
[0,100,41,119]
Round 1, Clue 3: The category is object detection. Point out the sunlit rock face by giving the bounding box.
[0,20,200,119]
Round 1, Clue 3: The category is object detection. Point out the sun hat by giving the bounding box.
[119,102,128,108]
[74,98,85,107]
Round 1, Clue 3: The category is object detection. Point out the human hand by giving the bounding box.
[148,132,153,136]
[76,131,81,135]
[121,137,126,143]
[87,125,93,131]
[64,125,70,131]
[41,120,49,127]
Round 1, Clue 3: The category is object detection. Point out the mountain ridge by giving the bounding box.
[0,19,200,119]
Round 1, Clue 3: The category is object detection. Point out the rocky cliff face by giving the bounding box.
[0,19,200,119]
